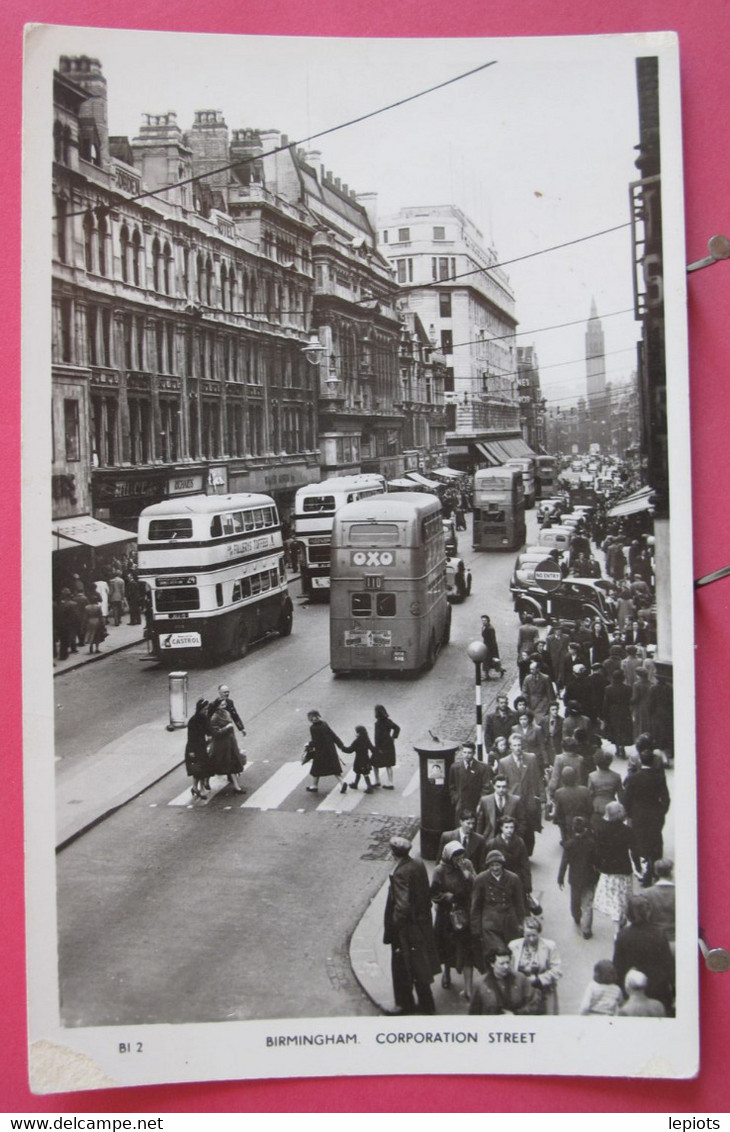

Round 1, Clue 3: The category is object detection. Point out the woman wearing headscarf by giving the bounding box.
[593,801,635,936]
[185,697,211,800]
[430,840,477,999]
[508,915,562,1015]
[207,697,246,793]
[372,703,400,790]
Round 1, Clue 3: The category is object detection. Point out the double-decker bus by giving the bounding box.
[504,457,536,508]
[534,455,557,498]
[293,474,386,599]
[329,492,451,675]
[472,466,526,551]
[137,493,293,662]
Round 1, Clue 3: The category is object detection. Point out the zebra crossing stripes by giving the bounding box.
[240,760,310,810]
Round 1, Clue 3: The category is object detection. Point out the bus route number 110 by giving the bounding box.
[364,574,383,590]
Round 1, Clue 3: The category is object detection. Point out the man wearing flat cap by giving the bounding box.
[383,836,441,1014]
[470,848,526,968]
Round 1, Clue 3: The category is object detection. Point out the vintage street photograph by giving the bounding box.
[23,26,696,1089]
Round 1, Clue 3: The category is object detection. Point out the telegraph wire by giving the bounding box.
[58,60,498,220]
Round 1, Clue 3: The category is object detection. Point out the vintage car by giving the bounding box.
[511,575,616,629]
[443,518,459,557]
[446,556,472,603]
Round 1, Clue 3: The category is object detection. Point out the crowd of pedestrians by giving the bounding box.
[53,551,147,662]
[379,481,676,1018]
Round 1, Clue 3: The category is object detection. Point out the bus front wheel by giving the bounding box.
[278,604,293,637]
[233,619,249,659]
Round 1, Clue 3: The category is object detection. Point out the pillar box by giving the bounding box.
[413,735,461,860]
[166,671,188,731]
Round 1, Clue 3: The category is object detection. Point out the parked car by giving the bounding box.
[443,518,459,557]
[511,576,616,629]
[446,557,472,603]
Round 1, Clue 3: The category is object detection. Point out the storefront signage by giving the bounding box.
[169,475,203,496]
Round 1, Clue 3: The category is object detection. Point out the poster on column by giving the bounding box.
[23,24,696,1091]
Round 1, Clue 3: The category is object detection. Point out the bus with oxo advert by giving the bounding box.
[472,465,526,551]
[329,492,451,675]
[137,493,293,662]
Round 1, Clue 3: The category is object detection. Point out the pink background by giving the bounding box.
[3,0,729,1112]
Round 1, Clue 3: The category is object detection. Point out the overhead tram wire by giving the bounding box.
[58,60,498,221]
[389,221,633,301]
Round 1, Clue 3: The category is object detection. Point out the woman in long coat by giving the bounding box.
[185,697,211,799]
[207,699,246,793]
[372,703,400,789]
[430,841,477,1000]
[304,710,347,795]
[630,667,652,740]
[602,670,634,759]
[83,590,106,654]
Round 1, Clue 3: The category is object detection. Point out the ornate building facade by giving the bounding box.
[51,56,408,558]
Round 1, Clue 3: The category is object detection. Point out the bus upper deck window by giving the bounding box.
[148,518,193,541]
[351,593,372,616]
[232,512,244,533]
[221,513,236,536]
[243,510,255,532]
[254,509,265,529]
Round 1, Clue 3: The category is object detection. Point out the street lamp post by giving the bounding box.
[466,640,489,762]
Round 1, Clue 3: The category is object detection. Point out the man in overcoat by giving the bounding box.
[498,733,545,856]
[448,742,491,816]
[470,850,526,968]
[383,837,441,1014]
[437,809,487,872]
[475,775,526,842]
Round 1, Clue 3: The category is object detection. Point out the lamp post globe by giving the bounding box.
[467,640,488,666]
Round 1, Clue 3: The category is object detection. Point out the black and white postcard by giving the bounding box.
[23,26,696,1090]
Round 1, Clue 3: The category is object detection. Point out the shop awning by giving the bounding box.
[405,472,442,490]
[388,478,420,490]
[474,442,502,466]
[52,516,136,551]
[475,438,536,465]
[607,487,655,518]
[431,467,463,481]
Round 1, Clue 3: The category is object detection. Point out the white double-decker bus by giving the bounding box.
[293,474,386,599]
[137,493,293,662]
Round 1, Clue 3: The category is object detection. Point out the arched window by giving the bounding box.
[205,257,213,306]
[163,242,173,295]
[196,253,204,302]
[119,225,130,282]
[220,262,228,310]
[230,270,237,313]
[53,120,63,163]
[55,196,68,264]
[83,212,95,273]
[131,229,142,286]
[152,237,161,292]
[97,213,108,277]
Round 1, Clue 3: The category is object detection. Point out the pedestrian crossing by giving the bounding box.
[166,762,421,814]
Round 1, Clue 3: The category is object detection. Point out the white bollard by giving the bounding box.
[167,671,188,731]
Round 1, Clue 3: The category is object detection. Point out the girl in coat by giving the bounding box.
[83,590,106,654]
[342,725,376,793]
[207,699,246,793]
[372,703,400,789]
[185,697,211,799]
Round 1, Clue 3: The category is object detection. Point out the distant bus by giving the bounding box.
[504,458,536,508]
[472,466,526,551]
[137,493,293,661]
[294,474,387,598]
[534,455,557,498]
[329,492,451,675]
